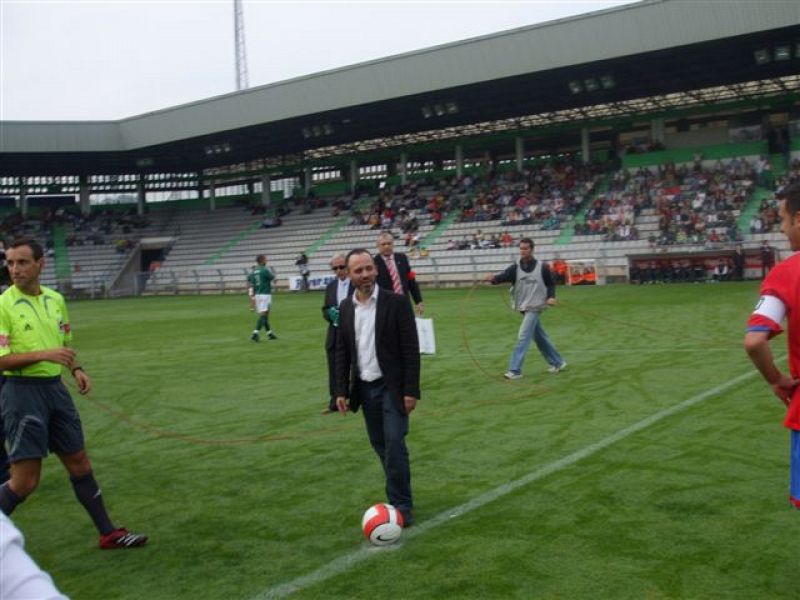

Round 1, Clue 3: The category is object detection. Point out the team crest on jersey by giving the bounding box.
[0,335,8,348]
[59,320,70,334]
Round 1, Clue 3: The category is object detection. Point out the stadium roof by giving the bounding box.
[2,0,799,175]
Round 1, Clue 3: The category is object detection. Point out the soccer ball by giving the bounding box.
[361,503,404,546]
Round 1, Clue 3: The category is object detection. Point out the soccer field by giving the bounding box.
[13,282,798,599]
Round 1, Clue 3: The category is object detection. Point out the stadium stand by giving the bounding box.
[0,0,798,294]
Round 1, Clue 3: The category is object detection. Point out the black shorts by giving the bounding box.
[1,376,85,463]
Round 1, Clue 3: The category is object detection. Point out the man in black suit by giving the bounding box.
[335,248,420,526]
[374,232,424,315]
[321,253,353,414]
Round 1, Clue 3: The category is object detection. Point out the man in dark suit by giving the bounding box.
[374,231,424,315]
[335,248,420,526]
[321,253,353,414]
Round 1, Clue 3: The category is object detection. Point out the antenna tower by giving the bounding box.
[234,0,249,90]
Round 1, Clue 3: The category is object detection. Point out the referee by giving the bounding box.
[0,239,147,549]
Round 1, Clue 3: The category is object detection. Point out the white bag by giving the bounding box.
[415,317,436,354]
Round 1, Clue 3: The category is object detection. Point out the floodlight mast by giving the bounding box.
[234,0,249,90]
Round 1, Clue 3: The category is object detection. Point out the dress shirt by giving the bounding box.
[353,285,382,382]
[336,278,350,306]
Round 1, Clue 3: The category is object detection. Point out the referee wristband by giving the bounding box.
[71,366,85,375]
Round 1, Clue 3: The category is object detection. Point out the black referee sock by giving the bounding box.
[0,482,24,516]
[70,472,115,535]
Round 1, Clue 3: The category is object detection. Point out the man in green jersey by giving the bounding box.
[251,254,277,341]
[0,239,147,549]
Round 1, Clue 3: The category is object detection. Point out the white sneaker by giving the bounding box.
[547,362,567,374]
[503,371,522,380]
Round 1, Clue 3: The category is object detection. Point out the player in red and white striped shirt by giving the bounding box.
[745,183,800,510]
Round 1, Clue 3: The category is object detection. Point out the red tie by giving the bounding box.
[386,255,403,295]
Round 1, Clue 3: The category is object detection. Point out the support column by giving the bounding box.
[399,153,408,186]
[261,173,271,207]
[581,127,591,165]
[650,118,665,145]
[350,160,358,194]
[19,177,28,217]
[304,166,312,193]
[209,180,216,211]
[455,145,464,178]
[136,175,146,216]
[515,137,525,172]
[247,180,255,197]
[79,174,91,216]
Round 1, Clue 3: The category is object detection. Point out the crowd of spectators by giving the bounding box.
[749,196,779,235]
[0,206,150,253]
[749,157,800,235]
[446,230,515,251]
[343,161,604,242]
[463,163,603,231]
[650,158,752,246]
[576,157,756,246]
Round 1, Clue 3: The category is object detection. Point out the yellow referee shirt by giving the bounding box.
[0,285,72,377]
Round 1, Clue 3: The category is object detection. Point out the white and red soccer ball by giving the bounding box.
[361,503,403,546]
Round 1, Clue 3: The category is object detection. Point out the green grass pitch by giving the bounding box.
[12,282,799,599]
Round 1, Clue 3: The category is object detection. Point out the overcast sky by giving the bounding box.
[1,0,637,121]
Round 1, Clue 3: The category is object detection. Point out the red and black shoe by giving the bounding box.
[99,528,148,549]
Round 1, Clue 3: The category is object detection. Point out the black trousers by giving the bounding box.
[325,343,337,411]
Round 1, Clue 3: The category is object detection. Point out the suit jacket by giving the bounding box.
[334,287,421,413]
[322,278,354,350]
[374,252,423,305]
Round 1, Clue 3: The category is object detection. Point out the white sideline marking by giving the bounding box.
[251,367,764,600]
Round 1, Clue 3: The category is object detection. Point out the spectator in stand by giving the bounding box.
[751,214,764,234]
[712,260,730,282]
[261,216,282,228]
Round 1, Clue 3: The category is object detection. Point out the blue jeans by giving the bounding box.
[359,380,412,512]
[507,311,564,375]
